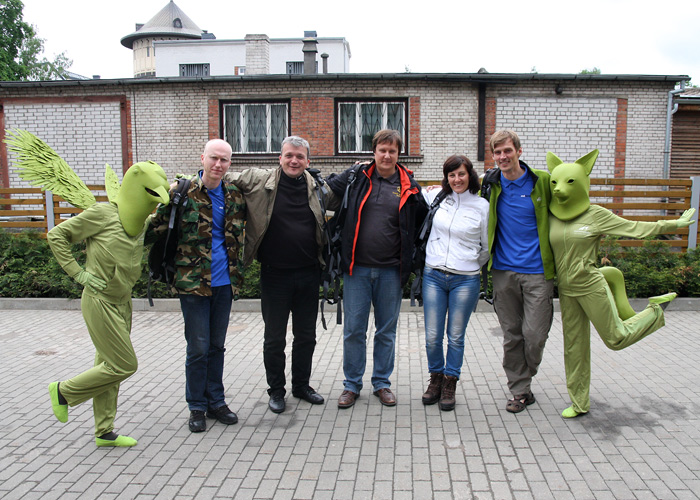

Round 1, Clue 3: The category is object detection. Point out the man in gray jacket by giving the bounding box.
[227,136,338,413]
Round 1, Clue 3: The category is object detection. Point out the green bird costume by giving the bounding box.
[546,149,695,418]
[6,128,170,447]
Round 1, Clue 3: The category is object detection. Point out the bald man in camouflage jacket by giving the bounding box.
[147,139,245,433]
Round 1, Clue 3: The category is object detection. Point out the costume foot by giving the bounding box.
[95,434,137,447]
[48,382,68,423]
[561,406,583,418]
[649,292,677,311]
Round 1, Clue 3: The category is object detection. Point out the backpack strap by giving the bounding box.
[148,177,191,307]
[410,188,448,307]
[478,168,500,307]
[319,163,362,327]
[307,168,333,330]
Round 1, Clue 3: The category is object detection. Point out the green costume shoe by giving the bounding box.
[48,382,68,423]
[95,435,138,447]
[649,292,677,310]
[561,406,583,418]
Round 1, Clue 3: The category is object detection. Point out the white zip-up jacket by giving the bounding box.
[423,188,490,273]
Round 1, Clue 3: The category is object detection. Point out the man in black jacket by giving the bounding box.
[326,129,427,408]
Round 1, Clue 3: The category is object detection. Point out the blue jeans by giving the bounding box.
[179,285,232,411]
[342,266,402,393]
[422,267,480,378]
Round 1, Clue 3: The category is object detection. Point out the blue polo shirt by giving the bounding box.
[491,168,544,274]
[202,173,230,287]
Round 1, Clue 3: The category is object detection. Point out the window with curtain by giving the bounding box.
[337,100,406,153]
[222,102,289,154]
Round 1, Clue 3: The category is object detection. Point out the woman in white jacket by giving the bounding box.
[421,155,490,411]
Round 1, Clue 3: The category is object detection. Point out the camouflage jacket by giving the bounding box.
[147,174,245,297]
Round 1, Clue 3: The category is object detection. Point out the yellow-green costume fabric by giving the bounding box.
[47,202,144,436]
[549,204,678,414]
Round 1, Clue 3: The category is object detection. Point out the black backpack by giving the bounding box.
[147,177,191,306]
[308,164,361,329]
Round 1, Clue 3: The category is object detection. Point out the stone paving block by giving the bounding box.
[3,309,700,498]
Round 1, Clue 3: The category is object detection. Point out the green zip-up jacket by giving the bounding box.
[481,161,555,280]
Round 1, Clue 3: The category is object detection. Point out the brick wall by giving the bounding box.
[0,78,676,188]
[486,80,671,179]
[4,100,123,187]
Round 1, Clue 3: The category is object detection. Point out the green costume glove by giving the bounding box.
[676,208,696,228]
[73,270,107,294]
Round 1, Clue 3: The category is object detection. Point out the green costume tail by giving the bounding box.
[599,266,636,320]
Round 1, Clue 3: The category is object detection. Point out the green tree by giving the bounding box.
[580,67,602,75]
[0,0,72,81]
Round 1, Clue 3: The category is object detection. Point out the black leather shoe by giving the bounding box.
[206,404,238,425]
[189,410,206,433]
[269,392,285,413]
[292,386,325,405]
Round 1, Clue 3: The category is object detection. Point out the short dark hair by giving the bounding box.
[441,155,479,195]
[489,129,521,153]
[372,129,403,153]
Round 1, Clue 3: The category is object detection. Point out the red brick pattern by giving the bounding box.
[484,97,497,171]
[290,97,335,155]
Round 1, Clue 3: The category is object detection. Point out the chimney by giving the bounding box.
[321,53,329,74]
[302,31,318,75]
[245,34,270,75]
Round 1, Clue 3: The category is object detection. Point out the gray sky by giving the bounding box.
[22,0,700,83]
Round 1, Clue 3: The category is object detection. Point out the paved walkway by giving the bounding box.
[2,305,700,499]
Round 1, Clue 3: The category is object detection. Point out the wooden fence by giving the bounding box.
[0,185,108,236]
[2,178,700,250]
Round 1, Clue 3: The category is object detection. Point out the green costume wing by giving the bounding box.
[104,164,121,203]
[4,129,96,209]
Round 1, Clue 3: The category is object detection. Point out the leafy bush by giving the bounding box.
[2,229,699,299]
[597,237,697,297]
[0,229,262,299]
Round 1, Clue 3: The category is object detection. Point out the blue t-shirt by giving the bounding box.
[491,168,544,274]
[203,175,230,287]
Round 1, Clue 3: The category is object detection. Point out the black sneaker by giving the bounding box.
[206,405,238,425]
[189,410,206,432]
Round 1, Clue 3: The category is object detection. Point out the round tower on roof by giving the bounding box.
[121,0,204,78]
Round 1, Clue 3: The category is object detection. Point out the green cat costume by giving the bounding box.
[547,150,695,418]
[6,128,170,446]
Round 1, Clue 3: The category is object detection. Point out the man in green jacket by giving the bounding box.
[482,130,554,414]
[226,136,338,414]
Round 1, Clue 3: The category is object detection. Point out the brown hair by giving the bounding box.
[372,129,403,153]
[441,155,479,195]
[489,129,521,153]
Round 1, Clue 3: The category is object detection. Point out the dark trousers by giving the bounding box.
[260,264,320,395]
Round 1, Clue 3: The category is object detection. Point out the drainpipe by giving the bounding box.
[664,80,688,178]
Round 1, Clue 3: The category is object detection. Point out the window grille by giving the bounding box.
[337,100,406,153]
[179,63,210,78]
[222,102,289,154]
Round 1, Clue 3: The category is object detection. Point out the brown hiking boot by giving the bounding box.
[422,373,443,405]
[439,375,458,411]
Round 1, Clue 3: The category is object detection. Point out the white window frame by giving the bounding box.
[222,102,289,154]
[336,100,407,154]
